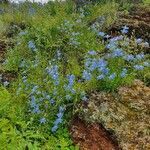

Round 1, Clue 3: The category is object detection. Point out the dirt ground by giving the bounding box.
[70,116,120,150]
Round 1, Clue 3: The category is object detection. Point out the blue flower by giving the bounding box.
[110,36,123,42]
[120,68,127,78]
[88,50,97,55]
[22,76,27,83]
[136,38,143,44]
[3,81,9,87]
[106,42,117,50]
[97,59,107,71]
[32,105,41,114]
[121,25,129,34]
[97,74,105,80]
[47,65,59,85]
[89,60,98,71]
[31,85,39,94]
[104,35,111,39]
[121,29,128,34]
[51,125,58,132]
[82,70,92,81]
[40,117,46,124]
[64,74,75,92]
[59,106,64,113]
[71,89,76,94]
[134,65,144,70]
[101,67,110,75]
[85,58,92,68]
[82,96,88,101]
[143,62,149,67]
[54,118,62,125]
[108,73,116,80]
[56,50,61,60]
[76,19,82,23]
[45,95,51,100]
[28,41,36,51]
[136,53,145,60]
[112,48,124,57]
[39,97,44,101]
[67,74,75,86]
[30,95,36,107]
[98,32,105,37]
[50,99,55,105]
[57,112,63,118]
[52,106,64,132]
[124,54,135,61]
[19,31,27,36]
[123,25,129,30]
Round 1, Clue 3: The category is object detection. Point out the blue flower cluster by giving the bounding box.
[112,48,124,57]
[17,58,85,132]
[121,25,129,34]
[40,117,46,124]
[64,74,75,93]
[120,68,127,78]
[82,70,92,81]
[56,50,61,60]
[81,26,149,85]
[46,65,59,85]
[16,22,150,133]
[28,40,37,52]
[52,106,64,132]
[30,95,41,114]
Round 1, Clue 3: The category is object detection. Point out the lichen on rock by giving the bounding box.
[79,80,150,150]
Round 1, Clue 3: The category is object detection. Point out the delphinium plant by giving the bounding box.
[81,25,149,91]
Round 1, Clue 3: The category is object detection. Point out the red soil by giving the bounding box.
[70,117,119,150]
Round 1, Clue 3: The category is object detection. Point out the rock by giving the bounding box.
[79,80,150,150]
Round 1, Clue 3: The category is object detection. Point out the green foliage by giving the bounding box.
[0,87,76,149]
[0,87,10,116]
[143,0,150,5]
[0,118,76,150]
[0,0,149,149]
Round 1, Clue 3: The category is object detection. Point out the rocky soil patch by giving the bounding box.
[77,80,150,150]
[70,116,120,150]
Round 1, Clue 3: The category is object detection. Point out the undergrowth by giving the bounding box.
[0,0,149,149]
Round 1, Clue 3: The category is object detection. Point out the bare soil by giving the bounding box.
[70,116,120,150]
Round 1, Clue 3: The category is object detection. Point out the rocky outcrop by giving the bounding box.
[78,80,150,149]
